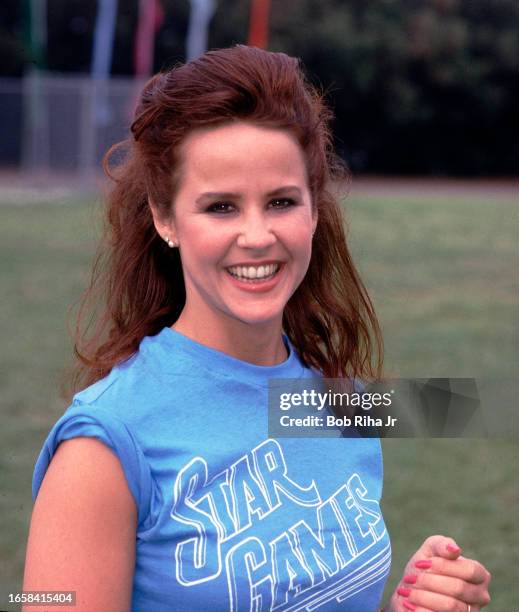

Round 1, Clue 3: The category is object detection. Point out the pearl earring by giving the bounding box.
[164,235,178,248]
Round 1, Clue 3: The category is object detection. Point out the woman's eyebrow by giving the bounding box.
[266,185,302,197]
[195,185,302,203]
[196,191,241,203]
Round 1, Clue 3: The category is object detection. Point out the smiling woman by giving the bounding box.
[23,45,491,612]
[149,122,317,359]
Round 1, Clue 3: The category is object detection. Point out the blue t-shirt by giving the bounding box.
[33,327,391,611]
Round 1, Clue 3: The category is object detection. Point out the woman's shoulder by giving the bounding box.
[72,365,123,406]
[71,327,186,408]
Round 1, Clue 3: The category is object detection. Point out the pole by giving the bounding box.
[247,0,271,49]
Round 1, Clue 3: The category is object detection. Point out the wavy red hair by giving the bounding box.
[63,45,383,399]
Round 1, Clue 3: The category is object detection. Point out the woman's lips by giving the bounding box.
[225,263,284,292]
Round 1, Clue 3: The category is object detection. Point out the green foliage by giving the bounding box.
[264,0,519,175]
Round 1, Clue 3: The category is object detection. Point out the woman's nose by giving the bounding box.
[236,212,276,249]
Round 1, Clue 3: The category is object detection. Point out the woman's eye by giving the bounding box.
[205,198,296,213]
[270,198,296,209]
[206,202,234,213]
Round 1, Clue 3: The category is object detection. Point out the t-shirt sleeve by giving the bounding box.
[32,401,154,530]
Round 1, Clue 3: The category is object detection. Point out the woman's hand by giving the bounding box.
[383,535,491,612]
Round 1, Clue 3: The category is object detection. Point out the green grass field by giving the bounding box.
[1,192,518,609]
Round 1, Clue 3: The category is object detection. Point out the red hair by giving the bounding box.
[63,45,383,398]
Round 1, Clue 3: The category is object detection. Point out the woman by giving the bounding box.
[23,46,491,611]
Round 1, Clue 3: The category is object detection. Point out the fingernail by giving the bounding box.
[415,559,433,569]
[403,574,418,584]
[402,601,417,611]
[447,544,461,554]
[397,587,411,597]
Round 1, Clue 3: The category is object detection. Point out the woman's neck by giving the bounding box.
[171,311,288,366]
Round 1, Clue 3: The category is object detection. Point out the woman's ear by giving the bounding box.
[148,197,178,246]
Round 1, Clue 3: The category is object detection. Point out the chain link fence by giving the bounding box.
[0,71,142,177]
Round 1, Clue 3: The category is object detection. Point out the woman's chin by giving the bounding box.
[226,307,285,330]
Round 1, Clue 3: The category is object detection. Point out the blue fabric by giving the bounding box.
[33,327,391,611]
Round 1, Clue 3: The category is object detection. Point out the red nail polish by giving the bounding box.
[447,544,461,554]
[402,601,417,611]
[415,559,433,569]
[403,574,418,584]
[397,587,411,597]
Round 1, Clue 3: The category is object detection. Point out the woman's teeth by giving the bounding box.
[227,263,280,281]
